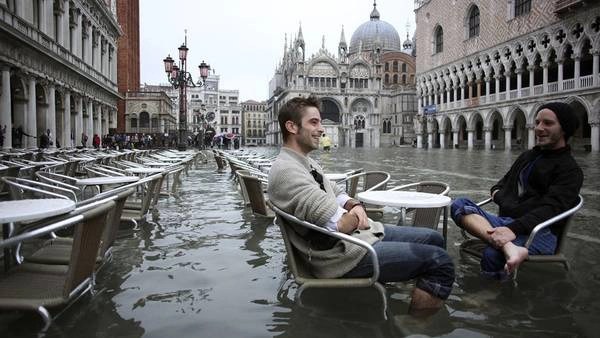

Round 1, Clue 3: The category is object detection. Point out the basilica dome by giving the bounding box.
[349,4,401,54]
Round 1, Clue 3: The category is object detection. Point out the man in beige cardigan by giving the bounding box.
[268,96,454,313]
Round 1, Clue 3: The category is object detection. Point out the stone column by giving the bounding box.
[63,89,71,148]
[93,29,100,70]
[75,9,82,57]
[416,134,423,148]
[87,99,94,146]
[527,123,535,149]
[439,131,445,149]
[557,59,564,90]
[76,96,83,146]
[460,85,465,106]
[516,69,522,97]
[574,55,581,89]
[467,129,474,149]
[504,126,512,150]
[62,0,70,49]
[47,84,56,149]
[590,122,599,152]
[85,21,93,65]
[542,62,549,93]
[485,76,491,100]
[417,96,422,112]
[453,86,458,103]
[27,76,37,149]
[39,0,48,35]
[445,89,450,107]
[495,75,501,101]
[593,51,599,86]
[427,132,433,149]
[528,65,535,92]
[505,71,511,97]
[453,130,459,148]
[484,127,492,149]
[0,66,11,149]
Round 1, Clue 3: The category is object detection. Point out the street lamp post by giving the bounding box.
[163,38,210,151]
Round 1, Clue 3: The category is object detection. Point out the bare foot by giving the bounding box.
[503,242,529,274]
[409,288,443,317]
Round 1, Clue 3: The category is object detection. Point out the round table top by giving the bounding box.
[324,173,347,181]
[357,190,451,208]
[125,167,164,174]
[76,176,140,186]
[0,198,76,223]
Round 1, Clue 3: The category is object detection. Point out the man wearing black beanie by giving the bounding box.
[451,102,583,280]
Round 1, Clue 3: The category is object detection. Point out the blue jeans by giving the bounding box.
[451,198,557,279]
[343,225,455,300]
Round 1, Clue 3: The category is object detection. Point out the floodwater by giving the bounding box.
[2,147,599,337]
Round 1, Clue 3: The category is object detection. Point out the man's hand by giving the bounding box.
[486,226,516,248]
[337,212,358,234]
[348,205,369,230]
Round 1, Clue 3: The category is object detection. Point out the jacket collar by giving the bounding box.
[532,144,571,157]
[280,146,312,170]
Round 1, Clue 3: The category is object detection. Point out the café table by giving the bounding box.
[357,190,452,246]
[75,175,139,194]
[0,198,76,271]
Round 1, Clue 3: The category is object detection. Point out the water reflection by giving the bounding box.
[1,147,599,337]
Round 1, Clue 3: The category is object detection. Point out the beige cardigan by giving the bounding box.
[268,147,384,278]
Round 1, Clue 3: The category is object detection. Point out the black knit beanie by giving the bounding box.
[537,102,579,140]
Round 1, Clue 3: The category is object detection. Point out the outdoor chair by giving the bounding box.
[2,177,78,201]
[459,194,584,280]
[0,166,20,200]
[388,180,450,230]
[237,171,273,218]
[339,171,391,219]
[267,201,387,319]
[0,200,116,332]
[214,155,226,172]
[36,171,82,200]
[23,188,135,267]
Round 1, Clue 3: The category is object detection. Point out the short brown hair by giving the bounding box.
[278,96,321,142]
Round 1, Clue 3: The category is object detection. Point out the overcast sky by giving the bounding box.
[140,0,416,102]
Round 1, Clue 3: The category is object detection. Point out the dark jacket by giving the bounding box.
[491,145,583,236]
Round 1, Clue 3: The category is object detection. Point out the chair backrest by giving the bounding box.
[2,177,77,201]
[527,194,584,255]
[214,155,225,171]
[63,200,116,296]
[346,171,390,198]
[412,181,450,228]
[238,172,270,216]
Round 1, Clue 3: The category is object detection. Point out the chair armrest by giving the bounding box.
[524,195,584,248]
[476,198,493,207]
[267,201,380,284]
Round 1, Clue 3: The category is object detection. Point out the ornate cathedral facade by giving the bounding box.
[266,3,418,148]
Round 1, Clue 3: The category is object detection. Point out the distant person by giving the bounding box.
[452,102,583,279]
[320,133,332,152]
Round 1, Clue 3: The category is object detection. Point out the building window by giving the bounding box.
[131,118,137,128]
[434,26,443,54]
[401,63,407,72]
[393,61,399,72]
[139,112,150,128]
[515,0,531,17]
[468,5,480,38]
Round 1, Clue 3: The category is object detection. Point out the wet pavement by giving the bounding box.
[1,147,599,337]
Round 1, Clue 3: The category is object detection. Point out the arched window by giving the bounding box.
[434,26,443,54]
[384,62,389,71]
[401,63,407,72]
[468,5,480,38]
[402,74,407,84]
[131,117,137,128]
[384,74,390,84]
[393,74,398,84]
[353,115,366,130]
[393,61,399,72]
[139,111,150,128]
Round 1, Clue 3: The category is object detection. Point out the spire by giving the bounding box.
[322,35,325,50]
[339,25,347,47]
[283,33,287,56]
[297,21,304,43]
[370,0,380,21]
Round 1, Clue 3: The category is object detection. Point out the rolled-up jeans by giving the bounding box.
[451,198,557,279]
[343,225,455,300]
